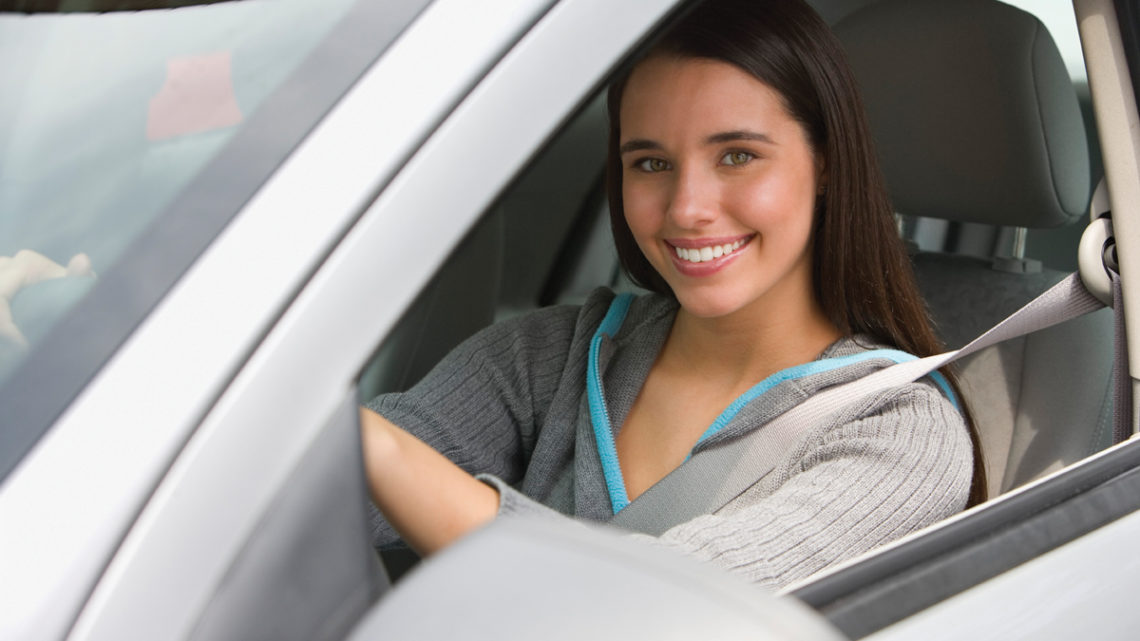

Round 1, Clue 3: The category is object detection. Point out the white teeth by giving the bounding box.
[673,239,748,264]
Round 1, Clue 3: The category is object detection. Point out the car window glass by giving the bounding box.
[0,0,355,380]
[0,0,429,482]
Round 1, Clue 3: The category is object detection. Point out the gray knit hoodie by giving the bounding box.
[367,288,973,589]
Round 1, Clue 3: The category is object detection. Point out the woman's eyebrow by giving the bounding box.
[619,139,661,155]
[706,130,776,145]
[620,131,776,154]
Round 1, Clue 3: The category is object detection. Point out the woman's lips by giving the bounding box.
[665,234,755,277]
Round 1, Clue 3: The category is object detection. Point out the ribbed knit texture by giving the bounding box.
[367,288,973,590]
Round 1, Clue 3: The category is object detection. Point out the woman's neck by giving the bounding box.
[664,296,843,391]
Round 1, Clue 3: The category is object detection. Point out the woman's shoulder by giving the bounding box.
[789,335,920,394]
[785,336,972,480]
[802,334,964,427]
[813,335,943,386]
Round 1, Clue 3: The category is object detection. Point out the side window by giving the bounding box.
[0,0,358,383]
[0,0,417,482]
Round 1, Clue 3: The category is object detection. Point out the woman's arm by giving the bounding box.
[360,291,601,547]
[360,407,499,556]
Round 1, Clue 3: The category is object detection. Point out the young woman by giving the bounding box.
[360,0,984,589]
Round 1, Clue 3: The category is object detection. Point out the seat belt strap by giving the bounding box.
[612,273,1107,536]
[1112,270,1133,444]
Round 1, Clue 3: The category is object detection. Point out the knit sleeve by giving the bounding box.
[481,381,972,590]
[642,381,974,589]
[363,303,581,547]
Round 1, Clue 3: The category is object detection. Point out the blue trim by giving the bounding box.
[585,295,959,515]
[926,371,958,409]
[586,293,635,513]
[692,349,958,449]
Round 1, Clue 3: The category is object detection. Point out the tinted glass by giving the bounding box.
[0,0,429,479]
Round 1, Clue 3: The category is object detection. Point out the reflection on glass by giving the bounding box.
[0,0,356,384]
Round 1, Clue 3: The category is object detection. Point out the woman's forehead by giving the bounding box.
[619,56,798,142]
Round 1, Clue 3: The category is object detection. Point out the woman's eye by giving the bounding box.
[635,158,671,173]
[721,151,754,166]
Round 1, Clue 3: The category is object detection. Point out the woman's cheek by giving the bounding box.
[622,182,660,234]
[731,179,805,228]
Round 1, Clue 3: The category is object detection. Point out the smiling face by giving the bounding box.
[619,55,824,323]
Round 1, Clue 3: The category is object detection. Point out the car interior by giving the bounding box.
[340,5,1138,637]
[359,0,1111,532]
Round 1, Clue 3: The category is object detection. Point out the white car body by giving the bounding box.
[2,0,1138,639]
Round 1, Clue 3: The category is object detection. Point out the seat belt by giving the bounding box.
[1112,271,1133,443]
[611,272,1111,537]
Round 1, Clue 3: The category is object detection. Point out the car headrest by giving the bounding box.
[834,0,1091,228]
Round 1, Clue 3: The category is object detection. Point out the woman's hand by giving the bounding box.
[359,407,500,556]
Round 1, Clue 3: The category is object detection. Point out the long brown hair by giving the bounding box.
[605,0,987,505]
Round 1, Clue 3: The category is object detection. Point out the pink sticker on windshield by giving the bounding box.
[147,51,243,141]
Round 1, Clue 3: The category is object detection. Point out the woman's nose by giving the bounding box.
[666,166,717,228]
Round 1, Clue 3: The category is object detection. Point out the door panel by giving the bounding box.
[189,391,386,641]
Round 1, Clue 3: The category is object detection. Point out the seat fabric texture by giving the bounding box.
[835,0,1111,496]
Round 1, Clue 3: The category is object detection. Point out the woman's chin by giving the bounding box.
[673,290,750,321]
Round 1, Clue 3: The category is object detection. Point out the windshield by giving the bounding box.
[0,0,428,479]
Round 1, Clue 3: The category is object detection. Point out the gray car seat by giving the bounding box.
[835,0,1112,496]
[358,208,504,401]
[357,95,609,400]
